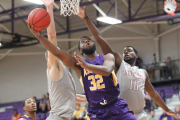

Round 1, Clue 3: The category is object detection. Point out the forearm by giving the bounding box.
[85,63,112,76]
[84,16,102,42]
[35,34,60,57]
[151,92,169,111]
[46,5,57,43]
[84,16,114,55]
[76,94,88,103]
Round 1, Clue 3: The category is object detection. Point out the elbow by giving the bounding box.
[103,69,112,77]
[103,72,111,77]
[103,66,114,76]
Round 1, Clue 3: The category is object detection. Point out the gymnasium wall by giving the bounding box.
[0,24,180,103]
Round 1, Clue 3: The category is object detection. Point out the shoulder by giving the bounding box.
[142,69,148,75]
[142,69,149,80]
[104,53,115,59]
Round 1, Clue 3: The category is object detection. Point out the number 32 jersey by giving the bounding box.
[116,60,146,112]
[80,55,120,107]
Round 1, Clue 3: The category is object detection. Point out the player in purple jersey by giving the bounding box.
[77,6,178,120]
[19,98,36,120]
[27,17,136,120]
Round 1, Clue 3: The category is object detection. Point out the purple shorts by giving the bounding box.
[87,98,137,120]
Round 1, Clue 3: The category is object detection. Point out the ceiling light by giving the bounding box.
[23,0,44,5]
[97,16,122,25]
[0,43,2,47]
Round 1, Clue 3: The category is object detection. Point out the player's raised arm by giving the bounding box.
[144,70,178,118]
[41,0,59,66]
[41,0,65,81]
[26,22,81,77]
[74,52,115,76]
[78,7,122,67]
[78,7,113,54]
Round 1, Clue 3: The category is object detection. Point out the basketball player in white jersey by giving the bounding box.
[30,0,77,119]
[77,7,178,120]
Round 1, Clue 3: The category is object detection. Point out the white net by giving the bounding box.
[60,0,80,16]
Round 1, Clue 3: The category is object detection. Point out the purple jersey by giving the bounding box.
[20,115,33,120]
[80,54,120,107]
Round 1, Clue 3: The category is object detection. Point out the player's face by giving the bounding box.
[80,38,96,55]
[123,47,137,63]
[24,98,37,112]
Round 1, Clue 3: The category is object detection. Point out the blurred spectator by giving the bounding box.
[72,103,82,120]
[161,57,173,79]
[166,57,173,79]
[173,105,180,120]
[147,110,157,120]
[135,56,143,68]
[144,92,157,112]
[79,106,87,120]
[46,93,51,111]
[144,91,152,112]
[40,94,47,113]
[11,109,21,120]
[33,96,40,113]
[159,110,172,120]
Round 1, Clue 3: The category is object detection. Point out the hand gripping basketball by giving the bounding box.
[28,8,51,31]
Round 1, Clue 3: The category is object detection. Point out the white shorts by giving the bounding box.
[46,113,71,120]
[134,110,147,120]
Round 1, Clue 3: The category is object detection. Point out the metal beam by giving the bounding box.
[158,24,180,38]
[132,0,147,18]
[0,0,111,15]
[54,18,66,31]
[0,0,113,24]
[108,1,128,20]
[0,31,36,39]
[0,52,44,56]
[56,36,152,42]
[128,0,131,20]
[115,25,150,36]
[0,49,13,61]
[106,1,115,15]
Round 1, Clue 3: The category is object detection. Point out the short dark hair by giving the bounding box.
[125,46,138,54]
[78,36,91,50]
[23,98,29,107]
[13,109,17,112]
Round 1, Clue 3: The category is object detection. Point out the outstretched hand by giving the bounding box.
[41,0,54,7]
[78,6,87,19]
[165,109,178,118]
[26,20,40,36]
[74,52,88,69]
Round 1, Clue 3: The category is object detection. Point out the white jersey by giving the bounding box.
[116,60,146,113]
[46,65,76,119]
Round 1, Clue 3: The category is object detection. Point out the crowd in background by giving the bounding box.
[10,56,180,120]
[11,91,180,120]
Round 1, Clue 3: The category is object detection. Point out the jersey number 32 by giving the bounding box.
[88,75,105,91]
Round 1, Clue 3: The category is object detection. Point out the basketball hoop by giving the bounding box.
[164,0,177,15]
[60,0,80,16]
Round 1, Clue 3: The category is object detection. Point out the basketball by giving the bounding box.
[28,8,51,31]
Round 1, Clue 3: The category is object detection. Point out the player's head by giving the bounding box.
[175,105,180,113]
[123,46,138,64]
[78,36,96,56]
[23,98,37,113]
[150,110,155,116]
[167,56,171,62]
[13,109,18,116]
[75,103,80,110]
